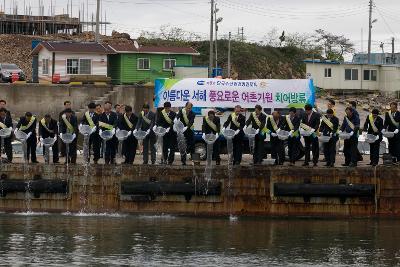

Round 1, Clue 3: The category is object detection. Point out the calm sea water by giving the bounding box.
[0,213,399,266]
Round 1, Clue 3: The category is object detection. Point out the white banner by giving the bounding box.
[154,78,315,109]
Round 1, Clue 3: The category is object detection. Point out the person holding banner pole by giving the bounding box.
[363,109,383,166]
[223,105,245,165]
[340,107,360,167]
[202,110,221,165]
[245,104,267,165]
[156,102,177,165]
[283,107,301,166]
[383,102,400,162]
[301,104,321,167]
[319,108,339,168]
[177,102,195,166]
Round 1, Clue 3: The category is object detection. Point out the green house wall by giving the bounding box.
[108,53,193,85]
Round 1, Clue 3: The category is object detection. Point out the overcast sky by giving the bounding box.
[8,0,400,54]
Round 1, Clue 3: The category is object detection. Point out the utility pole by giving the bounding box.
[209,0,214,78]
[367,0,373,64]
[228,32,231,78]
[95,0,100,42]
[392,37,395,64]
[215,3,218,70]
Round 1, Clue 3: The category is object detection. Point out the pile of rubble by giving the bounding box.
[0,31,134,81]
[321,93,398,113]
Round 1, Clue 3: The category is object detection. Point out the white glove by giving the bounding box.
[116,128,120,134]
[146,129,150,135]
[338,130,343,134]
[90,126,97,134]
[174,118,178,124]
[26,132,32,139]
[271,132,277,137]
[375,135,379,141]
[255,129,259,135]
[39,137,43,143]
[381,129,386,133]
[133,129,137,134]
[222,127,226,132]
[152,125,157,132]
[14,129,18,136]
[99,129,103,135]
[215,133,219,139]
[243,125,248,130]
[202,133,206,140]
[127,131,132,137]
[111,128,116,135]
[79,123,83,128]
[234,129,240,136]
[182,126,188,132]
[72,133,76,140]
[310,129,315,133]
[166,127,170,133]
[53,136,57,142]
[8,127,12,131]
[349,131,354,136]
[394,129,399,134]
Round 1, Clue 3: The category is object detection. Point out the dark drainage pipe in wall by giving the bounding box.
[274,183,375,198]
[121,180,222,197]
[0,179,68,198]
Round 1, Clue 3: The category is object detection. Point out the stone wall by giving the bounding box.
[0,84,154,119]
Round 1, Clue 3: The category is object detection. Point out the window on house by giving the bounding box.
[345,68,358,80]
[42,59,49,75]
[79,59,92,74]
[138,58,150,70]
[364,69,377,81]
[67,59,79,74]
[163,59,176,70]
[324,68,332,78]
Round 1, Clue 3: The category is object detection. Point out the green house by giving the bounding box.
[108,43,200,85]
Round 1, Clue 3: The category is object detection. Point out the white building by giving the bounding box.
[31,41,114,82]
[305,59,400,96]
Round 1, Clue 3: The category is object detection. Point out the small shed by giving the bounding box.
[107,42,200,85]
[31,41,115,83]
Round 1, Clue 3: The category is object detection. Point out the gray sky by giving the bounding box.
[8,0,400,54]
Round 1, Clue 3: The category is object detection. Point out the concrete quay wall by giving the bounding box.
[0,164,398,217]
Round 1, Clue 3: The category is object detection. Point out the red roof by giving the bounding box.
[31,41,115,55]
[109,42,199,55]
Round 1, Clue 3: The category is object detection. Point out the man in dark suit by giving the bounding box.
[59,108,78,164]
[0,108,13,163]
[284,107,301,166]
[81,102,101,164]
[39,114,59,163]
[301,104,321,166]
[118,105,138,164]
[349,101,363,162]
[0,100,12,118]
[223,105,245,165]
[59,100,75,158]
[364,109,383,166]
[384,102,400,162]
[99,101,118,164]
[340,107,360,167]
[202,110,221,165]
[156,101,177,165]
[245,104,267,165]
[176,102,195,165]
[319,109,339,167]
[267,110,286,165]
[16,112,38,163]
[136,103,156,165]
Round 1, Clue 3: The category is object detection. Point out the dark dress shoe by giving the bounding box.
[313,163,318,167]
[342,163,349,167]
[302,162,309,166]
[349,163,357,167]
